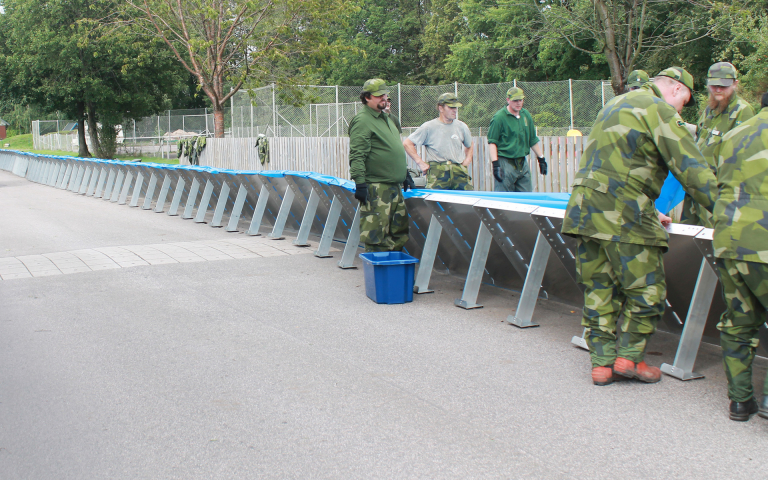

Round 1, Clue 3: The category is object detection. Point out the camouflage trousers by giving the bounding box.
[715,258,768,402]
[426,162,473,190]
[493,156,532,192]
[575,236,666,367]
[679,193,713,227]
[359,182,409,253]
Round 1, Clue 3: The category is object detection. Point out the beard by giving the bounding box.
[707,90,734,113]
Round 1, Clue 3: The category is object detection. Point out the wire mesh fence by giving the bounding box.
[32,79,614,156]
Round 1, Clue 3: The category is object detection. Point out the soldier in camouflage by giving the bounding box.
[681,62,755,227]
[711,99,768,421]
[349,79,414,252]
[403,93,474,190]
[561,67,718,386]
[626,70,649,91]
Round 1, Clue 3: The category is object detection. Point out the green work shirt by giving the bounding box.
[561,83,717,249]
[348,105,407,184]
[696,94,755,168]
[713,107,768,263]
[487,107,540,158]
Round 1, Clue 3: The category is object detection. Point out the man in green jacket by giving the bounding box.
[487,87,547,192]
[626,70,649,91]
[681,62,755,227]
[711,93,768,421]
[561,67,718,386]
[348,79,414,252]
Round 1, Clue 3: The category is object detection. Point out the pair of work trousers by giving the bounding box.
[359,182,409,252]
[493,156,532,192]
[679,193,712,227]
[716,258,768,403]
[426,162,473,190]
[575,236,666,367]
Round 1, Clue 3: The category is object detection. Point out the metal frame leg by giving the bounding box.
[226,184,249,232]
[55,164,68,188]
[129,172,145,207]
[455,222,494,309]
[101,169,116,199]
[210,181,231,227]
[168,177,186,216]
[182,177,201,219]
[413,215,443,294]
[508,231,552,328]
[268,187,295,239]
[194,179,214,222]
[338,206,361,269]
[315,195,343,258]
[94,168,107,197]
[49,163,62,187]
[247,184,270,235]
[293,188,320,246]
[571,328,589,350]
[69,165,84,191]
[78,167,92,194]
[117,172,134,204]
[154,175,172,213]
[58,164,73,189]
[142,173,159,209]
[110,170,126,202]
[661,258,718,380]
[86,167,100,196]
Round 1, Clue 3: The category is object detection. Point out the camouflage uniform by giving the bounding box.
[712,107,768,403]
[681,63,755,227]
[426,162,473,190]
[359,182,409,252]
[562,76,718,368]
[626,70,649,90]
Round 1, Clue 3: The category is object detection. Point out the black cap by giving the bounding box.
[762,92,768,109]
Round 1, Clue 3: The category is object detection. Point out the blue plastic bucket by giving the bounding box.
[359,252,420,304]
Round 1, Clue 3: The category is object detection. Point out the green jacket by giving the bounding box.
[697,94,755,167]
[713,107,768,263]
[487,107,539,159]
[561,83,717,248]
[348,106,407,184]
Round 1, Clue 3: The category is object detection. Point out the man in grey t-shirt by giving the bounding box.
[403,93,474,190]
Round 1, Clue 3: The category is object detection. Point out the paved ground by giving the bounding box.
[1,169,767,479]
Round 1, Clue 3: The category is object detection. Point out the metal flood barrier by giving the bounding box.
[2,149,764,381]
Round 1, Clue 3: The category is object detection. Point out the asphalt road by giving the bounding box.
[1,170,767,479]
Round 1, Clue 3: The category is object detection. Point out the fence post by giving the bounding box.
[513,79,517,88]
[398,83,402,125]
[569,79,574,130]
[602,81,606,107]
[335,85,340,137]
[272,83,277,137]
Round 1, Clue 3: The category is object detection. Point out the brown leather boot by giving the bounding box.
[591,366,614,386]
[614,358,661,383]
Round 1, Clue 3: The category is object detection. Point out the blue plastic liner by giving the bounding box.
[655,175,685,215]
[359,252,419,304]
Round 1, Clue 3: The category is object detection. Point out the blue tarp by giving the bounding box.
[655,175,685,215]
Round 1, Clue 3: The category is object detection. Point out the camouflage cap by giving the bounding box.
[437,93,462,107]
[362,78,390,96]
[656,66,695,106]
[627,70,649,89]
[707,62,738,87]
[506,87,525,100]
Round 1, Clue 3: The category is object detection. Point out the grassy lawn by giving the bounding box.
[1,133,179,164]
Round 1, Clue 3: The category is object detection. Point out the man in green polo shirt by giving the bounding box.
[348,78,414,252]
[487,87,548,192]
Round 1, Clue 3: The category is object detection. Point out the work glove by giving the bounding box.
[537,156,548,175]
[403,172,416,192]
[354,183,369,206]
[492,160,503,183]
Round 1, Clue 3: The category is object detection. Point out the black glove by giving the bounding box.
[354,183,369,205]
[537,156,548,175]
[492,160,503,183]
[403,172,416,191]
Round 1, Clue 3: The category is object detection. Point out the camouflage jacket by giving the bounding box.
[696,94,755,167]
[713,107,768,263]
[562,83,717,248]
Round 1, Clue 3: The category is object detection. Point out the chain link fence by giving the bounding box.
[33,79,614,156]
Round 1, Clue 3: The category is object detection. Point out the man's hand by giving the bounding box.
[658,212,672,228]
[416,160,430,174]
[403,172,416,192]
[354,183,369,206]
[537,156,548,175]
[492,160,503,183]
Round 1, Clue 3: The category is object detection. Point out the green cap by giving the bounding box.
[362,78,390,96]
[437,93,462,107]
[707,62,738,87]
[656,66,695,92]
[627,70,649,89]
[506,87,525,100]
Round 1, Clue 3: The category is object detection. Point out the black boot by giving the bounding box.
[759,397,768,420]
[729,398,758,421]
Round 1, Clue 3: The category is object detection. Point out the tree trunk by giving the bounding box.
[76,101,91,158]
[86,102,102,158]
[213,106,225,138]
[594,0,626,96]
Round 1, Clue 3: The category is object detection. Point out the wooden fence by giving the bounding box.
[195,135,587,193]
